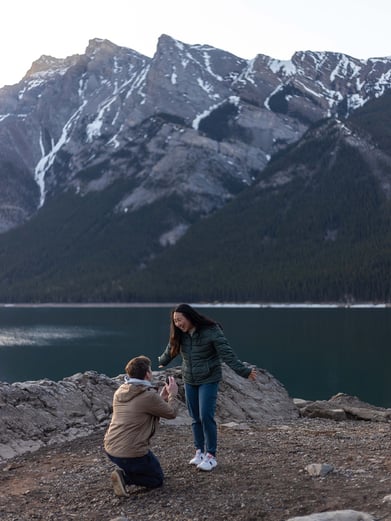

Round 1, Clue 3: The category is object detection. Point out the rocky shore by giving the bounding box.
[0,366,390,521]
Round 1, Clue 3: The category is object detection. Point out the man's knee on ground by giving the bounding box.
[147,475,164,489]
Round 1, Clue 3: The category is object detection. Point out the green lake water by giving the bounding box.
[0,305,389,408]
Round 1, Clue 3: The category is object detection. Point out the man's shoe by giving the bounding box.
[197,453,217,471]
[111,469,129,497]
[189,449,204,465]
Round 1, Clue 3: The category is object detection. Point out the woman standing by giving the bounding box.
[158,303,257,471]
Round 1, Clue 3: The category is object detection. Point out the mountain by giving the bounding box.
[129,91,391,303]
[0,36,390,302]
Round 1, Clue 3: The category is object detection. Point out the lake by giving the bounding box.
[0,304,390,408]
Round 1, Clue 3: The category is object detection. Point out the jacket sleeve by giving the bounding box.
[212,326,252,378]
[144,389,179,419]
[158,342,174,367]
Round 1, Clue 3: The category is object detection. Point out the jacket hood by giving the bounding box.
[115,383,149,403]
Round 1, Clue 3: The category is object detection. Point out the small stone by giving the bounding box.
[287,509,375,521]
[305,463,334,477]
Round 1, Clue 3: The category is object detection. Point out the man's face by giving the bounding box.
[145,367,153,381]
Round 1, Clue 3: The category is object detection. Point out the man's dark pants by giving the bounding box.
[106,450,164,488]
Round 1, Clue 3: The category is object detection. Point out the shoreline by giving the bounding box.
[0,302,390,308]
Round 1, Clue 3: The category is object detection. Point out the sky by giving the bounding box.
[1,0,390,88]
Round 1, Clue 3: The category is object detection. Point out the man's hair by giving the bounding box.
[125,356,152,379]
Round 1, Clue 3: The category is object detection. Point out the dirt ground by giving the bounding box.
[0,418,390,521]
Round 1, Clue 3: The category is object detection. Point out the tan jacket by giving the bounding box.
[104,383,178,458]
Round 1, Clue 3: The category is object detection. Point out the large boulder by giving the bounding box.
[0,364,298,461]
[295,393,391,422]
[0,371,117,460]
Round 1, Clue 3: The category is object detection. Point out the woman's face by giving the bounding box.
[173,312,194,333]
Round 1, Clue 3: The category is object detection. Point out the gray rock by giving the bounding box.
[295,393,391,422]
[218,363,299,422]
[305,463,334,477]
[287,510,374,521]
[0,364,298,461]
[0,371,117,460]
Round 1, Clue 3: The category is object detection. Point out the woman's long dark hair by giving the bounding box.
[169,304,217,357]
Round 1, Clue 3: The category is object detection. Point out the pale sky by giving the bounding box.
[1,0,390,88]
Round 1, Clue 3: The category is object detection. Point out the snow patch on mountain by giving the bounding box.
[159,223,189,246]
[35,102,87,207]
[192,95,240,129]
[268,58,296,76]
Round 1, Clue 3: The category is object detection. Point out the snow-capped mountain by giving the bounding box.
[0,34,390,236]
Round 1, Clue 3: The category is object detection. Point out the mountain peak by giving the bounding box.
[85,38,120,55]
[155,33,233,58]
[155,33,188,55]
[84,37,149,62]
[24,54,80,80]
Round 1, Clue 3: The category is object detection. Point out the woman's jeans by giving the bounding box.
[106,450,163,488]
[185,382,219,456]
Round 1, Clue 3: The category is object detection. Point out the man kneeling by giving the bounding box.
[104,356,178,496]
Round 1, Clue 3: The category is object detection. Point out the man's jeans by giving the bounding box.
[106,450,163,488]
[185,382,219,456]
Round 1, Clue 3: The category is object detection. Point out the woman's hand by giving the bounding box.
[248,368,257,381]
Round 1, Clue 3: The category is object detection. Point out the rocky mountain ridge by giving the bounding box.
[127,93,391,304]
[1,35,391,235]
[1,36,391,302]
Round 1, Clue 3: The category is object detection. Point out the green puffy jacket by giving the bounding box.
[158,325,251,385]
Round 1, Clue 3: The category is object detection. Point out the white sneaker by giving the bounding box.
[189,449,204,465]
[197,453,217,471]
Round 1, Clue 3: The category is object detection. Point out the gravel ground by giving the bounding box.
[0,419,390,521]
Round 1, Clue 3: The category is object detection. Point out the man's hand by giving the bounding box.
[160,376,178,400]
[166,375,178,396]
